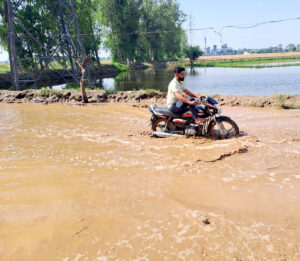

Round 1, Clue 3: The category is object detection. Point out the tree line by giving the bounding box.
[0,0,188,69]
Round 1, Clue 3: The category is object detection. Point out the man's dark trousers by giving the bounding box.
[169,97,200,119]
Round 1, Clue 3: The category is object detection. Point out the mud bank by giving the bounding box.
[1,89,300,108]
[0,103,299,260]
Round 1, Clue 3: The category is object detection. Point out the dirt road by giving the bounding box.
[0,103,299,260]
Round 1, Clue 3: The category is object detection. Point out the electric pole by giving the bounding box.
[4,0,20,90]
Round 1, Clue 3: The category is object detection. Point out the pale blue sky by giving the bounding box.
[178,0,300,49]
[1,0,300,61]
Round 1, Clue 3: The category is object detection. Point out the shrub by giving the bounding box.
[274,94,287,108]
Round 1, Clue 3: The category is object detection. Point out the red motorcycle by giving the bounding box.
[149,96,239,139]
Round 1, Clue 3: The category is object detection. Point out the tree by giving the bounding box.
[0,0,101,71]
[138,0,186,62]
[95,0,141,64]
[95,0,186,63]
[184,45,203,71]
[286,43,296,52]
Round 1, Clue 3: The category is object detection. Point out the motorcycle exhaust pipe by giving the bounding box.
[152,131,179,138]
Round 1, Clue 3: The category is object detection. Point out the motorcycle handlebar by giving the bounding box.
[197,96,207,104]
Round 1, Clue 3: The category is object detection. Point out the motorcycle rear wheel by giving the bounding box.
[152,118,175,133]
[209,119,239,139]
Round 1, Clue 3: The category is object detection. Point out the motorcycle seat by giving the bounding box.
[150,105,204,118]
[151,105,181,118]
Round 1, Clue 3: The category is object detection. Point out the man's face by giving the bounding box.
[176,71,185,82]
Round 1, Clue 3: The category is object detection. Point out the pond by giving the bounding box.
[55,66,300,96]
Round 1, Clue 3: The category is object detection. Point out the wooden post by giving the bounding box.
[76,56,92,103]
[4,0,20,90]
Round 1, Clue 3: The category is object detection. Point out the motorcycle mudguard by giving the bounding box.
[216,116,232,122]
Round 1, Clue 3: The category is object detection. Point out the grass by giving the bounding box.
[40,87,58,96]
[282,105,300,109]
[0,63,10,73]
[105,89,116,95]
[274,94,289,109]
[64,82,98,90]
[129,90,138,98]
[64,82,117,95]
[108,62,130,72]
[188,56,300,69]
[143,88,158,94]
[65,82,81,89]
[127,88,160,98]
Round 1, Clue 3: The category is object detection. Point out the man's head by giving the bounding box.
[174,66,185,82]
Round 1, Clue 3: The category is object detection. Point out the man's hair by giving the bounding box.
[174,66,185,74]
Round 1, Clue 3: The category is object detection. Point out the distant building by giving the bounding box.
[211,45,218,55]
[205,47,211,56]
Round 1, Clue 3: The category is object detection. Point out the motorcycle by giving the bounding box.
[148,96,239,139]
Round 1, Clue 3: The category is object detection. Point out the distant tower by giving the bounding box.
[189,14,193,45]
[204,37,207,55]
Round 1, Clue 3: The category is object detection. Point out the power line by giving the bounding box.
[1,16,300,39]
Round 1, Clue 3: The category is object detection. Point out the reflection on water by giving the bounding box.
[52,66,300,96]
[107,66,300,96]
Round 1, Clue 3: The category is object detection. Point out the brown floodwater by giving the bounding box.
[0,103,299,260]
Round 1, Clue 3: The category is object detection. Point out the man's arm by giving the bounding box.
[183,89,200,98]
[174,91,197,105]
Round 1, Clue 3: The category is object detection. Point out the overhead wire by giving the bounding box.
[1,16,300,41]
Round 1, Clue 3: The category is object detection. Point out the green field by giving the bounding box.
[189,57,300,69]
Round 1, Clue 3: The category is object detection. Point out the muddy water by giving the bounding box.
[0,103,299,260]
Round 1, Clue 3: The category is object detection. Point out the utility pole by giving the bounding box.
[189,14,193,46]
[4,0,20,90]
[68,0,93,87]
[57,0,76,75]
[89,18,101,68]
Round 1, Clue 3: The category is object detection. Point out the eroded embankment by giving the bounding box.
[0,89,300,108]
[0,103,299,260]
[0,65,120,89]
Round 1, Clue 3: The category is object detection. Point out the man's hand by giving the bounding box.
[198,95,207,101]
[189,99,198,105]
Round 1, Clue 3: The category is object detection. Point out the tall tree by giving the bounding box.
[96,0,141,64]
[184,45,203,71]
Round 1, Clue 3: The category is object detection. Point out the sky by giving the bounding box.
[1,0,300,61]
[178,0,300,49]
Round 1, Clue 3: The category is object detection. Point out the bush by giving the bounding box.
[105,89,116,94]
[274,94,287,108]
[40,87,58,96]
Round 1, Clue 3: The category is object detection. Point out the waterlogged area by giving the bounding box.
[0,103,300,260]
[97,66,300,96]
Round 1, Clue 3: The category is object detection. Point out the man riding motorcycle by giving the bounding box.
[167,66,208,125]
[149,66,239,138]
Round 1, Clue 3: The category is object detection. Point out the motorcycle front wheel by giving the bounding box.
[209,118,239,139]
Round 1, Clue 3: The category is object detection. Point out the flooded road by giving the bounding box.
[0,103,299,260]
